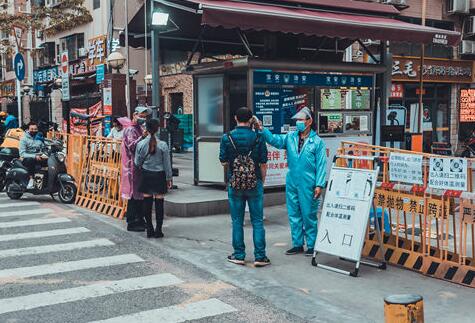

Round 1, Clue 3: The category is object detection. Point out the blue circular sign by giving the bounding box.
[14,53,25,81]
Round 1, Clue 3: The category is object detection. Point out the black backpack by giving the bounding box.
[228,133,260,190]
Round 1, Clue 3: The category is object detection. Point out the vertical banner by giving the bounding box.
[60,51,70,101]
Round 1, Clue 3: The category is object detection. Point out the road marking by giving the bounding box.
[0,273,183,315]
[0,218,70,228]
[89,298,237,323]
[0,227,90,242]
[0,201,40,209]
[0,208,54,218]
[0,239,114,259]
[0,254,144,280]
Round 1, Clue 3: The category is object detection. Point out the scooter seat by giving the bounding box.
[12,159,27,169]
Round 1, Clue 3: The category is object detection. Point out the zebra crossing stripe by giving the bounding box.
[0,227,90,242]
[89,298,237,323]
[0,273,183,315]
[0,239,114,259]
[0,208,54,218]
[0,218,70,228]
[0,202,40,209]
[0,254,144,280]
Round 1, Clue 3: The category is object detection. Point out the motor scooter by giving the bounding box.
[461,136,475,158]
[5,138,77,203]
[0,147,18,191]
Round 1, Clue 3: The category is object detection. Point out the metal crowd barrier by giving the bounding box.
[339,141,474,288]
[50,132,126,218]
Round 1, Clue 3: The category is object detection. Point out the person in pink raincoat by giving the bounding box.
[120,106,151,231]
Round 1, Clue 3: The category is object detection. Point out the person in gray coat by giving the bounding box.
[135,118,172,238]
[19,122,47,187]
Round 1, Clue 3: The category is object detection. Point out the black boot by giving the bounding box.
[143,197,154,238]
[154,198,164,238]
[126,198,145,232]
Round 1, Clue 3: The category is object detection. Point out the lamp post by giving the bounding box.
[107,52,126,74]
[144,74,153,106]
[151,2,169,119]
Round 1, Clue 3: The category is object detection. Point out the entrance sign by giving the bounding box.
[60,51,70,101]
[13,53,25,81]
[315,164,379,262]
[429,157,467,191]
[389,152,423,185]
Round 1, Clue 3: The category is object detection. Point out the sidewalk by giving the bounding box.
[155,205,474,323]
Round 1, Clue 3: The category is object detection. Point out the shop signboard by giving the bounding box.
[392,56,473,83]
[96,64,105,84]
[429,157,467,191]
[460,88,475,122]
[87,35,107,67]
[33,66,59,84]
[315,165,379,261]
[253,71,373,87]
[0,80,15,97]
[390,83,404,98]
[389,152,423,185]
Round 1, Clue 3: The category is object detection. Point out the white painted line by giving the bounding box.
[0,208,54,218]
[0,239,114,259]
[90,299,237,323]
[0,254,144,280]
[0,273,183,315]
[0,218,70,229]
[0,202,40,209]
[0,227,90,242]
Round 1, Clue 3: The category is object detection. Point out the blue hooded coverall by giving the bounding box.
[262,128,327,249]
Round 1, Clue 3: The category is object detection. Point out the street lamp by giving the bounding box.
[152,11,169,26]
[151,5,169,120]
[107,52,126,73]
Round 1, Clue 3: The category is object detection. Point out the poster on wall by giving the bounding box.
[429,157,467,191]
[350,89,370,110]
[265,146,288,187]
[321,89,343,110]
[460,88,475,122]
[69,101,104,136]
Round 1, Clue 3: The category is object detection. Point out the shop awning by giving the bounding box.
[190,0,460,46]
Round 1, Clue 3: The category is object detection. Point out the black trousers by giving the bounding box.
[22,158,47,176]
[126,198,145,226]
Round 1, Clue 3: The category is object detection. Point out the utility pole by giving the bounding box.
[418,0,426,135]
[151,0,160,119]
[124,0,131,118]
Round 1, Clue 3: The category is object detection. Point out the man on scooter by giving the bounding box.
[19,122,47,188]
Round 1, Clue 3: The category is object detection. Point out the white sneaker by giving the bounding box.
[27,178,34,189]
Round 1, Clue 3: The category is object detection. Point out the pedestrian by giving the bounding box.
[0,112,19,132]
[257,107,326,257]
[120,106,151,232]
[219,107,270,267]
[107,116,124,140]
[135,118,172,238]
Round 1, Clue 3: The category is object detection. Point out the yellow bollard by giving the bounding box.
[384,294,424,323]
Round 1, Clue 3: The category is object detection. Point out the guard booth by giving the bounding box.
[190,58,384,186]
[125,0,460,186]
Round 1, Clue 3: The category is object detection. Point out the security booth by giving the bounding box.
[189,58,384,186]
[125,0,460,186]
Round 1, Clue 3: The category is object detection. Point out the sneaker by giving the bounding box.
[285,246,304,255]
[27,178,34,189]
[227,255,245,265]
[305,249,314,257]
[254,257,271,267]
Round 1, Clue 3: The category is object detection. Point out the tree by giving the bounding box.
[0,0,92,53]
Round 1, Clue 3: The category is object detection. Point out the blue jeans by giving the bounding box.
[228,181,266,260]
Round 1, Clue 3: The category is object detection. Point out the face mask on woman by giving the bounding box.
[296,121,307,132]
[136,117,147,125]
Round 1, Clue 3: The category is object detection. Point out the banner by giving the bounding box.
[70,101,104,136]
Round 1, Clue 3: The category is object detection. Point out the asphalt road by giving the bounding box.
[0,193,304,323]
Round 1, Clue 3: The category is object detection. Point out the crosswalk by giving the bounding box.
[0,193,238,322]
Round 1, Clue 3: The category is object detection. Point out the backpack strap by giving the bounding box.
[247,133,260,156]
[227,132,238,152]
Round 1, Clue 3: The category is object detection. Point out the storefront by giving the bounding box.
[389,56,473,152]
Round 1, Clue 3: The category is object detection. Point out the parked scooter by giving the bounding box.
[0,147,19,191]
[461,136,475,158]
[5,138,77,203]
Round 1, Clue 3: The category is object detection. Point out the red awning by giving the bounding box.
[191,0,460,46]
[280,0,400,15]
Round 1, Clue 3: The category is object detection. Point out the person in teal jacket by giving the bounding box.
[259,107,326,256]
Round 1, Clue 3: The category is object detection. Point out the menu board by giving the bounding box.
[460,89,475,122]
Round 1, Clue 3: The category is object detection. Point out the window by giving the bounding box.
[5,53,12,72]
[38,42,56,67]
[59,33,84,61]
[93,0,100,9]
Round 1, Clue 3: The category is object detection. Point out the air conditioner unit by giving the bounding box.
[78,47,87,58]
[467,16,475,35]
[461,40,474,54]
[381,0,407,5]
[447,0,470,14]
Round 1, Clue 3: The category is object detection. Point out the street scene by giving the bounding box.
[1,0,475,322]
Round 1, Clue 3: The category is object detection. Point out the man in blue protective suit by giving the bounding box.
[259,107,326,256]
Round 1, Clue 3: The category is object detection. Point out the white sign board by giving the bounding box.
[264,146,288,187]
[389,152,423,185]
[315,166,379,261]
[60,51,70,101]
[429,157,468,191]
